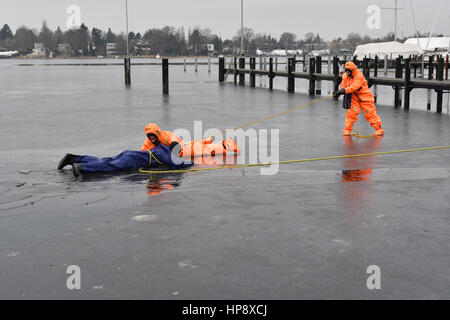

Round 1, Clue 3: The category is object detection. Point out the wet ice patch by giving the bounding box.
[92,284,104,290]
[332,239,350,247]
[132,214,157,222]
[178,260,198,269]
[7,252,21,257]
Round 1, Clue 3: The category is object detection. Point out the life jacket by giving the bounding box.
[141,123,183,151]
[341,61,374,103]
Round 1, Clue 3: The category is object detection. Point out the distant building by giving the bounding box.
[106,43,117,56]
[32,43,46,56]
[134,40,151,55]
[404,37,450,53]
[58,43,71,56]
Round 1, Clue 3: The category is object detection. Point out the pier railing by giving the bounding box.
[219,55,450,113]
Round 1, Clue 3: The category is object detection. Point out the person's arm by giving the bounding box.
[151,145,193,169]
[141,138,150,151]
[339,74,347,90]
[343,74,364,94]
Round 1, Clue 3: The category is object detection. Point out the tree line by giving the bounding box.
[0,21,439,57]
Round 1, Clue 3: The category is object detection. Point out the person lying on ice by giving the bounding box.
[58,133,193,177]
[140,123,240,157]
[334,61,384,136]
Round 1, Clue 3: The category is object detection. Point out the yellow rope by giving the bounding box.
[139,145,450,174]
[181,95,335,145]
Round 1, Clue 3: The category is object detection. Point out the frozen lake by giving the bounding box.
[0,58,450,299]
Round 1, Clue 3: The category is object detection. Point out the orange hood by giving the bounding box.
[144,123,172,145]
[145,123,163,139]
[344,61,358,77]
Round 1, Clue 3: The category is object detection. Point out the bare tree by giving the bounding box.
[279,32,297,49]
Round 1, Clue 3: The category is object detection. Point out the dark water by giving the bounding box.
[1,58,450,299]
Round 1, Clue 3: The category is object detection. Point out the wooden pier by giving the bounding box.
[219,56,450,113]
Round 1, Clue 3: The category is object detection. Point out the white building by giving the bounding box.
[353,41,423,60]
[106,43,117,56]
[32,43,46,56]
[404,37,450,54]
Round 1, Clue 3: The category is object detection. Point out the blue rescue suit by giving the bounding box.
[75,144,192,173]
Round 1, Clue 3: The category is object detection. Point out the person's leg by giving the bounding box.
[74,155,103,163]
[361,101,384,135]
[77,151,150,173]
[343,101,361,135]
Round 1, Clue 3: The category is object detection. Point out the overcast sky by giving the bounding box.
[1,0,449,40]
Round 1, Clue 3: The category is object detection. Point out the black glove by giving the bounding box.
[334,88,346,97]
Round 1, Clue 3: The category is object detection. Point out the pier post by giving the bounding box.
[184,57,186,72]
[445,54,449,80]
[233,57,238,84]
[269,57,274,90]
[436,57,444,113]
[328,55,332,74]
[287,57,295,93]
[275,57,278,72]
[309,57,316,96]
[250,57,256,87]
[394,57,402,107]
[195,57,198,72]
[427,55,434,110]
[373,56,378,102]
[333,56,340,100]
[384,55,388,76]
[124,57,131,85]
[239,57,245,85]
[162,58,169,95]
[219,57,225,82]
[208,56,211,73]
[316,56,322,95]
[362,58,370,80]
[404,58,411,110]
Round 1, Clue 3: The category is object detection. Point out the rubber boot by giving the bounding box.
[374,125,384,136]
[342,128,352,136]
[58,153,79,170]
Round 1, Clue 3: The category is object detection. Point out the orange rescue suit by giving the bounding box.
[140,123,239,157]
[340,61,383,135]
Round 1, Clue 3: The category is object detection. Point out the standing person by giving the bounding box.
[58,133,192,177]
[335,61,384,136]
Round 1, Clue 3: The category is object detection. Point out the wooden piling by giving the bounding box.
[315,56,322,95]
[195,57,198,72]
[287,57,295,93]
[446,54,449,80]
[427,55,434,110]
[436,57,444,113]
[218,56,225,82]
[233,57,238,84]
[384,55,388,76]
[404,58,411,110]
[394,57,402,107]
[239,57,245,85]
[184,57,186,72]
[124,57,131,85]
[275,57,278,72]
[162,58,169,95]
[208,56,211,73]
[333,56,340,100]
[269,57,274,90]
[250,57,256,87]
[309,57,316,96]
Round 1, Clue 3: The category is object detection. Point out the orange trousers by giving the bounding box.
[344,100,382,131]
